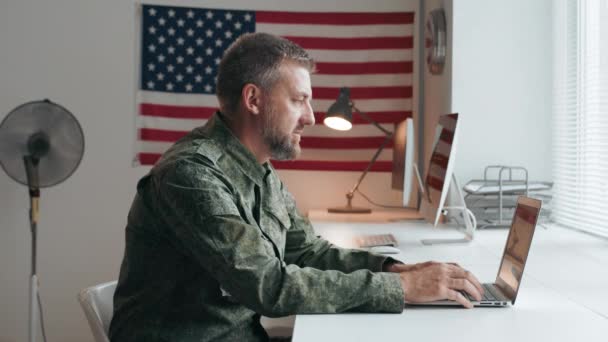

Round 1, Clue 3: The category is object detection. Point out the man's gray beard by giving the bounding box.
[262,109,300,161]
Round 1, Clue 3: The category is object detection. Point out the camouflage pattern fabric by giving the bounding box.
[109,113,404,342]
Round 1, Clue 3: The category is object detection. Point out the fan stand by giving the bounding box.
[24,156,41,342]
[0,100,84,342]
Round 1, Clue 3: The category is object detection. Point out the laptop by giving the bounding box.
[408,196,542,307]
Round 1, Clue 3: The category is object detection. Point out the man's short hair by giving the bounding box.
[216,33,315,115]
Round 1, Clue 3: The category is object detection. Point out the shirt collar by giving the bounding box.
[204,112,270,185]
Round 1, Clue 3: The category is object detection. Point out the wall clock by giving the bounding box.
[425,8,447,75]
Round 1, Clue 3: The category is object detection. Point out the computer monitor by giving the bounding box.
[423,113,460,226]
[391,118,419,207]
[420,113,476,245]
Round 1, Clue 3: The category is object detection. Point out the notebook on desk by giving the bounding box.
[407,196,542,307]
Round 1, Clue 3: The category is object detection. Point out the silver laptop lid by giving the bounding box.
[495,196,542,304]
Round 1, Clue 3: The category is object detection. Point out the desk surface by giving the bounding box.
[293,220,608,342]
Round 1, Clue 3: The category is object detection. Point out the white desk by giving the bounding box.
[292,219,608,342]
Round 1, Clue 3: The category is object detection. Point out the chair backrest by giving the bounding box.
[77,280,117,342]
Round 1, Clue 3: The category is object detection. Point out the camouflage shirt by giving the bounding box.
[109,113,404,342]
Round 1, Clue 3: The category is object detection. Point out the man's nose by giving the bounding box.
[303,100,315,126]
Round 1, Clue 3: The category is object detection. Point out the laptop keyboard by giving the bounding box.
[356,234,398,248]
[462,284,503,301]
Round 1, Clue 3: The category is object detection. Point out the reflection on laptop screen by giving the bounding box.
[496,199,540,302]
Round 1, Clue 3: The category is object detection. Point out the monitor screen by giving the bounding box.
[495,197,541,303]
[423,113,459,226]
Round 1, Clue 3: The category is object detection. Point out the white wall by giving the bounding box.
[451,0,553,185]
[0,1,553,341]
[0,2,145,341]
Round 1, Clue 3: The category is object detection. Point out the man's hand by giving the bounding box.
[390,261,484,309]
[383,262,419,273]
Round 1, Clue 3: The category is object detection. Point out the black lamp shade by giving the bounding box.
[324,87,353,131]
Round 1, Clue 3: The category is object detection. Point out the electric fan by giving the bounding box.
[0,99,84,342]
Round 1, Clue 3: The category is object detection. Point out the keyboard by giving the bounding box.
[356,234,398,248]
[462,283,504,301]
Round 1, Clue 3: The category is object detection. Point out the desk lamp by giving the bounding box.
[323,87,393,213]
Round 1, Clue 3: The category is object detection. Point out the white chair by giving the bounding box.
[77,280,117,342]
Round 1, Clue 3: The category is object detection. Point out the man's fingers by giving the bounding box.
[447,264,484,296]
[449,278,482,301]
[463,270,484,295]
[446,289,473,309]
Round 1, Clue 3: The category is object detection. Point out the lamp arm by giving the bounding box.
[352,105,392,136]
[346,132,393,198]
[344,104,394,200]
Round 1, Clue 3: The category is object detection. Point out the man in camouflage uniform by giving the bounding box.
[109,33,483,342]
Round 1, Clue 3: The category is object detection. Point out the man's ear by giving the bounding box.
[242,83,262,115]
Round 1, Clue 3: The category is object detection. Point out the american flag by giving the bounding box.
[135,4,415,172]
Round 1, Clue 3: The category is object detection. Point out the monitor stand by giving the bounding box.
[421,174,477,245]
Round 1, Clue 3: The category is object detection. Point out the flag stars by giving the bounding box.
[143,9,262,94]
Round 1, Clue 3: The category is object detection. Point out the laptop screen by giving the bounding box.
[495,197,541,304]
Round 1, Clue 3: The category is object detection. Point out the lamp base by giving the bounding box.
[327,206,372,214]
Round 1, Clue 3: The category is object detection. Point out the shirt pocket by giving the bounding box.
[260,205,291,260]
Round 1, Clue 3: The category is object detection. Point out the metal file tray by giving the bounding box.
[464,181,552,195]
[463,165,552,229]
